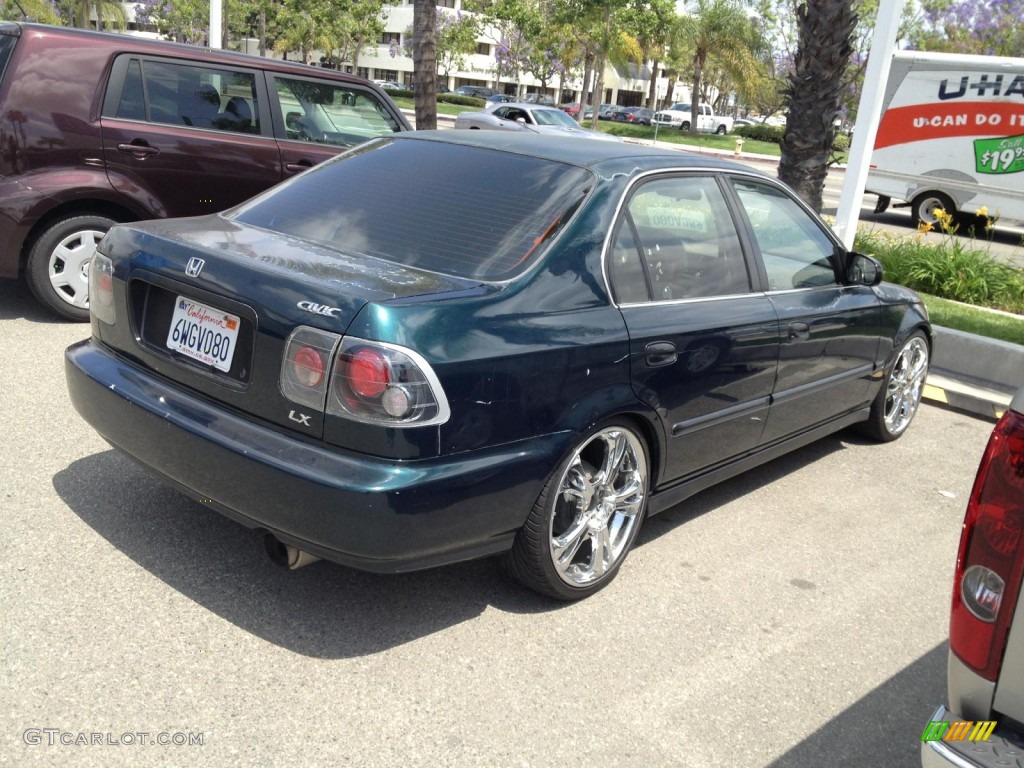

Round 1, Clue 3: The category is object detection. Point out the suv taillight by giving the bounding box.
[279,328,449,428]
[949,408,1024,680]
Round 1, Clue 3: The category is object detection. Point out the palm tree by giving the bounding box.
[412,0,437,130]
[777,0,857,211]
[677,0,760,134]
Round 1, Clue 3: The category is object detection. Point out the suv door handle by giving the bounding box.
[117,142,159,158]
[645,341,677,367]
[285,160,314,173]
[788,322,810,341]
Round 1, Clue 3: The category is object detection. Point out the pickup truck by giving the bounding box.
[653,103,733,134]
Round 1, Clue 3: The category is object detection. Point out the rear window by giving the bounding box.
[230,138,592,281]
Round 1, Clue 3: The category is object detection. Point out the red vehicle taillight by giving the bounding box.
[347,347,389,398]
[280,327,341,409]
[279,327,450,428]
[328,338,449,426]
[949,408,1024,680]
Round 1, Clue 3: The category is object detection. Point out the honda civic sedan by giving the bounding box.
[66,131,931,600]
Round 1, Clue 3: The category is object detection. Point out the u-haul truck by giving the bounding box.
[867,50,1024,227]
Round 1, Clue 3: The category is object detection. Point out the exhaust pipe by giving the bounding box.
[264,533,321,570]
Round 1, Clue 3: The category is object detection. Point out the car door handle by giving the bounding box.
[645,341,677,367]
[116,142,159,158]
[788,322,810,341]
[285,160,314,173]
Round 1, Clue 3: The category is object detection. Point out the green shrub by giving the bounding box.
[735,123,784,144]
[438,94,485,108]
[854,228,1024,313]
[831,133,850,151]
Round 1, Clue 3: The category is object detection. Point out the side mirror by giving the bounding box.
[846,252,883,287]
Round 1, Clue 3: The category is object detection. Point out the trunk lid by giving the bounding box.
[97,214,480,437]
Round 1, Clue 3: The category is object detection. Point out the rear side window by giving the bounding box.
[106,57,260,135]
[231,138,592,281]
[0,34,17,83]
[274,76,401,147]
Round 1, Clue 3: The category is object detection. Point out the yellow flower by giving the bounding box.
[917,221,934,234]
[976,205,989,218]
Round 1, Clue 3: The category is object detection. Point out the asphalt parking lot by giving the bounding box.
[1,278,995,767]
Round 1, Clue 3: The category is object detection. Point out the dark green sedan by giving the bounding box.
[66,131,931,600]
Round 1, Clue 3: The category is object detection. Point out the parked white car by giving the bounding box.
[454,103,620,141]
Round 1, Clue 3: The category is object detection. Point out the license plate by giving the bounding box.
[166,297,239,372]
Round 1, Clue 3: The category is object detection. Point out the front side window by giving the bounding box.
[613,175,750,301]
[275,76,401,147]
[111,58,260,135]
[730,179,839,290]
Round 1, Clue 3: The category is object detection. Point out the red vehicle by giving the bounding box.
[921,388,1024,766]
[0,22,410,321]
[559,102,581,117]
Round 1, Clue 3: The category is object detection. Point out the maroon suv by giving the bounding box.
[0,22,411,320]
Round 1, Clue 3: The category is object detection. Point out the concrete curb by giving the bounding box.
[924,326,1022,421]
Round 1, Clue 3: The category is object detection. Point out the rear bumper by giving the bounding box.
[65,339,566,573]
[920,705,1024,767]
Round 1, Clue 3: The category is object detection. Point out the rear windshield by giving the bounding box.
[231,138,593,281]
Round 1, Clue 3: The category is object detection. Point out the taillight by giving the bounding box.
[949,408,1024,680]
[280,329,449,428]
[327,337,449,427]
[348,347,389,398]
[89,253,115,325]
[279,327,341,410]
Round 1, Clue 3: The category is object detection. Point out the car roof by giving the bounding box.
[392,130,764,175]
[491,102,558,110]
[1,22,376,86]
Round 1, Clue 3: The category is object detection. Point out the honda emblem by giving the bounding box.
[185,257,206,278]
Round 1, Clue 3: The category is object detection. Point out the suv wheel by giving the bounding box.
[27,215,117,321]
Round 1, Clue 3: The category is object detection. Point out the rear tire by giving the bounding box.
[910,192,954,228]
[505,421,650,600]
[860,331,930,442]
[716,124,727,134]
[26,214,117,321]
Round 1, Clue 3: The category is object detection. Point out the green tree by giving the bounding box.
[777,0,857,211]
[677,0,760,134]
[398,10,478,81]
[0,0,60,23]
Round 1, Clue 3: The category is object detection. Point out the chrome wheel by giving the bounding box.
[548,427,648,587]
[883,336,929,436]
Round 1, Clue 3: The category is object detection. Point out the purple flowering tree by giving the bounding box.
[912,0,1024,56]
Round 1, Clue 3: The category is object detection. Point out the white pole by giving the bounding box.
[832,0,904,249]
[209,0,223,49]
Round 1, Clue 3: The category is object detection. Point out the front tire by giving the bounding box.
[505,422,650,600]
[26,214,117,321]
[861,331,930,442]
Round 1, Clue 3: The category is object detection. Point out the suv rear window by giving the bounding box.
[231,138,592,281]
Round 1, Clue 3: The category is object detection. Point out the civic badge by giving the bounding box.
[185,257,206,277]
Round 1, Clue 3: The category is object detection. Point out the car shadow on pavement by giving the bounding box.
[766,642,947,768]
[0,280,71,323]
[53,450,560,659]
[637,432,849,547]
